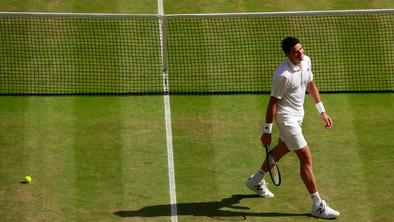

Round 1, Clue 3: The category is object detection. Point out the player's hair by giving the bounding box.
[281,37,300,53]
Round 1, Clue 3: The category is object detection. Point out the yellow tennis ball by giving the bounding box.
[24,176,32,183]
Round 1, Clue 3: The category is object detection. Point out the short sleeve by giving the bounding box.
[271,76,289,99]
[305,56,313,83]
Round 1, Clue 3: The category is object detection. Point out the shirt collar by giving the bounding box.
[286,58,301,72]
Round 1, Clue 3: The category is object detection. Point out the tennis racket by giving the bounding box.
[264,144,281,186]
[259,122,281,186]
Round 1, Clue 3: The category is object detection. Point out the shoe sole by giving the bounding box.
[311,212,339,219]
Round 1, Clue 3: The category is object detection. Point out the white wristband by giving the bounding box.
[263,123,273,134]
[315,102,326,114]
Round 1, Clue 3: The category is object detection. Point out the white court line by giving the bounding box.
[163,94,178,222]
[158,0,178,221]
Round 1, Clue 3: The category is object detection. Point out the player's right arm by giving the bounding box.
[261,96,279,145]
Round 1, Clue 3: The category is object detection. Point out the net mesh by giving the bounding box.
[166,13,394,93]
[0,11,393,95]
[0,15,163,95]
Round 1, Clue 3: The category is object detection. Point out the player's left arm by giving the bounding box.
[307,80,333,128]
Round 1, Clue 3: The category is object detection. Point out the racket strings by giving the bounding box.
[268,153,281,185]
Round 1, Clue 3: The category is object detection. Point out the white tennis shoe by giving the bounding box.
[245,176,274,198]
[311,200,340,219]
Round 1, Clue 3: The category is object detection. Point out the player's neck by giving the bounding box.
[287,58,302,70]
[289,58,302,68]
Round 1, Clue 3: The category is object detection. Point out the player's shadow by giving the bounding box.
[114,194,310,220]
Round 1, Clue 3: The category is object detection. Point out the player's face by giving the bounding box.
[286,43,304,65]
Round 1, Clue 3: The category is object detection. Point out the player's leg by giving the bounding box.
[245,139,289,197]
[295,146,340,219]
[294,145,317,194]
[261,139,289,172]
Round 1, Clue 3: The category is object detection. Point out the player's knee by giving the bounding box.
[296,146,312,165]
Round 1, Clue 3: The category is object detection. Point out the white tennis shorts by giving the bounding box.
[277,119,307,151]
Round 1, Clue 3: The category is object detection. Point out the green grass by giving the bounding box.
[0,0,158,13]
[0,1,394,222]
[168,93,394,222]
[2,0,393,13]
[0,96,171,222]
[2,94,392,221]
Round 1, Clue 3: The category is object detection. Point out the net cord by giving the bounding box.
[1,8,393,18]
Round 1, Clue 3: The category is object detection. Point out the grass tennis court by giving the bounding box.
[1,94,393,221]
[1,1,394,222]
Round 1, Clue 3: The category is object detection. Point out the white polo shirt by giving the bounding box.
[271,55,313,122]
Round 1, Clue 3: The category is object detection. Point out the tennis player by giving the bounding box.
[245,37,340,219]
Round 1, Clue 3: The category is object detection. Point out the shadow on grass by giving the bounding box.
[114,194,310,220]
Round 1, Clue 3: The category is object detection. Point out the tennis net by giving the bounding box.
[0,13,163,95]
[0,10,393,95]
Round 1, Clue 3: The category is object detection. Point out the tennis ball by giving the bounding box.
[24,176,32,183]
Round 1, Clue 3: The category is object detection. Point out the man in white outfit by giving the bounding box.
[245,37,340,219]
